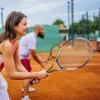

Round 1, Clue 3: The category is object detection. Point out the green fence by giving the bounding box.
[36,25,61,52]
[0,28,4,34]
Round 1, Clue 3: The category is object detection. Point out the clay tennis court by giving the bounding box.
[2,41,100,100]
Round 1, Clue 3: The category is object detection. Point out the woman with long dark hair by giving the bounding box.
[0,11,48,100]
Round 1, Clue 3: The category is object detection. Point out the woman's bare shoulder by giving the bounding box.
[0,40,13,53]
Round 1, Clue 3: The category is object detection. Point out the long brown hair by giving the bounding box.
[0,11,27,43]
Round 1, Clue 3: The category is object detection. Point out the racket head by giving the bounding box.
[56,37,93,70]
[47,44,61,61]
[51,44,61,57]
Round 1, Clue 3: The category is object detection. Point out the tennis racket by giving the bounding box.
[30,37,93,85]
[46,37,93,73]
[47,44,61,61]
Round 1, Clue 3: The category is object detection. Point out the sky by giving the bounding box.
[0,0,100,28]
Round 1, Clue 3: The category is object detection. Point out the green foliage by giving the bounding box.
[52,19,64,25]
[70,16,100,34]
[93,16,100,30]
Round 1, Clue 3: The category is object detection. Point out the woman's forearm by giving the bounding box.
[16,64,28,72]
[8,71,38,80]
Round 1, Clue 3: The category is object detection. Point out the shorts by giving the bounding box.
[21,59,31,72]
[0,73,10,100]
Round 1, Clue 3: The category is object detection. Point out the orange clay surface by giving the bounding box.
[2,40,100,100]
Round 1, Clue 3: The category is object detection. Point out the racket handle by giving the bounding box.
[30,78,40,85]
[30,79,34,85]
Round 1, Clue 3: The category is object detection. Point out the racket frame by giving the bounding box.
[47,44,61,61]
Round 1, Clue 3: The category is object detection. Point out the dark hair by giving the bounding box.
[0,11,27,43]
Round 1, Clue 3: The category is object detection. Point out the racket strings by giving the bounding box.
[51,45,60,57]
[72,40,88,52]
[57,39,92,69]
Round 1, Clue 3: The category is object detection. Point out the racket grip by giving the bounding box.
[30,78,40,85]
[30,79,34,85]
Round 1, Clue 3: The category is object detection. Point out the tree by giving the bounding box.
[93,16,100,31]
[52,19,64,25]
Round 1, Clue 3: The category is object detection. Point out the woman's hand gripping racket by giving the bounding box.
[30,44,61,85]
